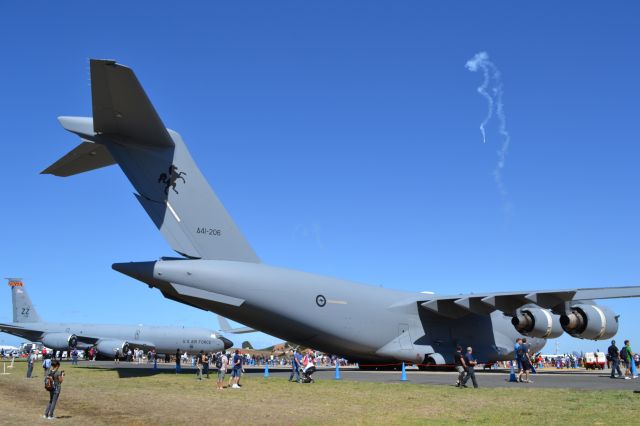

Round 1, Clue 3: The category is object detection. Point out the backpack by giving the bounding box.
[517,344,527,357]
[215,354,223,369]
[620,346,627,360]
[44,372,55,391]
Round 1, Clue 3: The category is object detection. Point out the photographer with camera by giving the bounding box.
[43,359,65,419]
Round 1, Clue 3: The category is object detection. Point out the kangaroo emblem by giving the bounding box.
[158,164,187,195]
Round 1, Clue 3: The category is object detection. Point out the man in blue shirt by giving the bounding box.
[514,337,523,375]
[461,346,479,388]
[289,349,302,382]
[231,350,243,388]
[517,338,532,383]
[42,354,52,376]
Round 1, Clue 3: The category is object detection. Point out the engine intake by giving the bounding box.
[511,307,563,338]
[560,304,618,340]
[42,333,78,350]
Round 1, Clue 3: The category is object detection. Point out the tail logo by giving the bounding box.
[158,165,187,195]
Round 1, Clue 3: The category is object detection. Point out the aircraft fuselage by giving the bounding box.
[3,321,227,355]
[114,259,545,364]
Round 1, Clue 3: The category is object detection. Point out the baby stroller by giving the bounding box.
[299,365,316,383]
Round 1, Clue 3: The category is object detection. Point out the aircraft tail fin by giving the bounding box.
[47,59,259,262]
[7,279,42,323]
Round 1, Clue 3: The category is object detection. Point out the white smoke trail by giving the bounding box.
[466,51,511,204]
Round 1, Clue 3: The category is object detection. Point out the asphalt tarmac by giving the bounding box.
[81,361,640,390]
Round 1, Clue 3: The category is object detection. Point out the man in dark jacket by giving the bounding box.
[454,346,467,387]
[608,340,622,378]
[461,346,479,388]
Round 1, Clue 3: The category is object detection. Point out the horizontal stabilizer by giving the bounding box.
[217,316,256,334]
[58,116,96,140]
[90,59,174,147]
[41,140,115,177]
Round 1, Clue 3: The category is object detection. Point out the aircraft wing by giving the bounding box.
[413,285,640,318]
[0,323,43,341]
[75,335,155,351]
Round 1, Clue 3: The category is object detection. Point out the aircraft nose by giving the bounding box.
[220,336,234,350]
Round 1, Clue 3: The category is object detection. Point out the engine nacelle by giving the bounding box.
[511,307,563,338]
[42,333,78,350]
[560,304,618,340]
[95,339,129,358]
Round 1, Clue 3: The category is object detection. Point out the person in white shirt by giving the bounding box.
[216,352,229,390]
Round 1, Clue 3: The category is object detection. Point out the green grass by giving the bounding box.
[0,360,637,425]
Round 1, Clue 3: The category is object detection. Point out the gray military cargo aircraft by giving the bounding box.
[44,59,640,366]
[0,279,232,357]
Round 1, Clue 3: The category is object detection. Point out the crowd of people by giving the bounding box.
[8,337,638,419]
[180,348,319,389]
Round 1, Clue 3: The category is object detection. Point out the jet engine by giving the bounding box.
[560,304,618,340]
[511,307,563,338]
[42,333,78,350]
[95,339,129,358]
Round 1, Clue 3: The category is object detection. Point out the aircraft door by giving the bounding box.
[398,323,411,350]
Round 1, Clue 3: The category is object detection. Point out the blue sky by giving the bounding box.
[1,1,638,354]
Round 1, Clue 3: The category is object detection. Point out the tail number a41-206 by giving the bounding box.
[197,227,222,237]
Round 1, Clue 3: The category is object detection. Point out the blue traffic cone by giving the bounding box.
[264,362,269,378]
[400,362,408,381]
[509,361,518,382]
[335,362,341,380]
